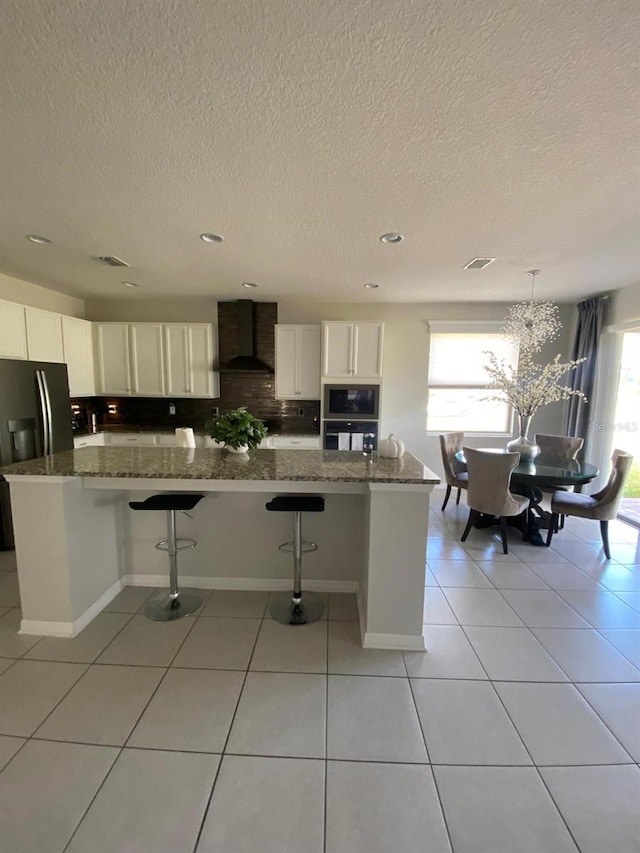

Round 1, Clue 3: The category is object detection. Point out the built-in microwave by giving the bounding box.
[323,384,379,420]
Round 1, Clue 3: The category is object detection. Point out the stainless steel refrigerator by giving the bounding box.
[0,359,73,548]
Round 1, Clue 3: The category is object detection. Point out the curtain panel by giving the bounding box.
[564,296,606,441]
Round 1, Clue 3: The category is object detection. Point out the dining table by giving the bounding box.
[455,449,599,544]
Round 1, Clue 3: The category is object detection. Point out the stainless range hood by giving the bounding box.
[218,300,274,373]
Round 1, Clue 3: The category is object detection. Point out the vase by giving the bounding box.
[224,444,249,454]
[506,415,540,461]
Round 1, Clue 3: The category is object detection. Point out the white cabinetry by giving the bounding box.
[322,321,383,379]
[107,433,158,446]
[164,324,218,398]
[269,435,321,449]
[95,322,218,398]
[275,325,321,399]
[25,307,64,363]
[61,316,95,396]
[0,300,27,359]
[94,323,131,395]
[130,324,165,396]
[74,434,107,448]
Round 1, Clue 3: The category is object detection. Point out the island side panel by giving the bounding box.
[123,490,364,590]
[362,484,431,650]
[8,477,124,636]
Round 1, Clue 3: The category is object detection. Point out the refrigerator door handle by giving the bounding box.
[35,370,50,455]
[41,370,54,454]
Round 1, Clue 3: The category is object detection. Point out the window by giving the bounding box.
[426,322,518,434]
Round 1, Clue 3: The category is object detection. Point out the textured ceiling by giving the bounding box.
[0,0,638,303]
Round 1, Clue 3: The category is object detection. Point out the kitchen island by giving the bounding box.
[2,447,439,650]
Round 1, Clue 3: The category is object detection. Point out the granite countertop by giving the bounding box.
[1,447,439,485]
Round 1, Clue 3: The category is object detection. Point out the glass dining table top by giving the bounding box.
[455,449,599,487]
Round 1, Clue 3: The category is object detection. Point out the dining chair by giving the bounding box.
[461,447,530,554]
[546,449,633,559]
[534,433,585,527]
[439,432,469,511]
[534,434,584,460]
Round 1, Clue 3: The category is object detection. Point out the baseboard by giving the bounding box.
[362,631,427,652]
[125,574,359,593]
[20,577,126,637]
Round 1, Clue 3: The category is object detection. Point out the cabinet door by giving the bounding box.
[188,324,215,397]
[164,325,190,396]
[275,325,298,398]
[353,322,383,378]
[0,300,27,359]
[130,324,165,396]
[95,323,131,394]
[322,322,353,378]
[297,326,321,398]
[62,316,95,396]
[25,307,64,363]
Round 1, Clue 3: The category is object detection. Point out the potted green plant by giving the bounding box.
[204,407,268,453]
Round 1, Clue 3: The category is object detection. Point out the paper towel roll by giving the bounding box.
[175,427,196,448]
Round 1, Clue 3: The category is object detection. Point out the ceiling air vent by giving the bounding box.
[463,257,496,270]
[96,255,131,267]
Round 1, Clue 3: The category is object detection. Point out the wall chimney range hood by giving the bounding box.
[218,299,274,373]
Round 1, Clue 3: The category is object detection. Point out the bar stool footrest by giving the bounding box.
[278,540,318,555]
[155,538,197,552]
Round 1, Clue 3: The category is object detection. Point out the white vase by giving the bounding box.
[224,444,249,454]
[506,415,540,461]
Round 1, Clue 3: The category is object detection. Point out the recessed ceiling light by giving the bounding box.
[463,257,496,270]
[200,233,224,243]
[241,282,258,289]
[379,232,403,244]
[122,281,140,288]
[26,234,52,244]
[364,283,379,289]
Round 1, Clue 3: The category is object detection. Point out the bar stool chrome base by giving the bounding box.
[270,591,325,625]
[144,588,203,621]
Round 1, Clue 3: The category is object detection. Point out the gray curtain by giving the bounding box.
[564,296,606,440]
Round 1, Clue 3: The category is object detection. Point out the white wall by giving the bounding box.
[606,281,640,329]
[0,272,85,318]
[279,301,574,476]
[85,297,218,323]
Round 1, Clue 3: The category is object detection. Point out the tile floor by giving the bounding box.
[0,499,639,852]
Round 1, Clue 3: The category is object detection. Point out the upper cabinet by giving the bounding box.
[322,321,384,379]
[95,323,132,394]
[275,325,321,399]
[164,324,218,398]
[61,316,95,396]
[0,300,28,359]
[130,323,165,396]
[25,307,64,363]
[95,321,219,398]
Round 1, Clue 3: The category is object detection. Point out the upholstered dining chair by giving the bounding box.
[461,448,530,554]
[534,433,585,527]
[546,449,633,559]
[439,432,468,511]
[534,433,584,460]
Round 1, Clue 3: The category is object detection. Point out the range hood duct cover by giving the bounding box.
[218,300,274,372]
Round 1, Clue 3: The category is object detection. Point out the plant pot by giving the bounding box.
[506,415,539,461]
[224,444,249,454]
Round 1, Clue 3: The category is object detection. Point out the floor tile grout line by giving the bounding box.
[60,745,124,853]
[592,626,640,670]
[189,601,269,853]
[406,676,455,853]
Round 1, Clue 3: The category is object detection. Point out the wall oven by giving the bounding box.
[323,384,379,420]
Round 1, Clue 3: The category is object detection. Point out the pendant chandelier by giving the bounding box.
[502,270,562,354]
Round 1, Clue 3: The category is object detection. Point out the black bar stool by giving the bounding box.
[266,495,325,625]
[128,493,205,621]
